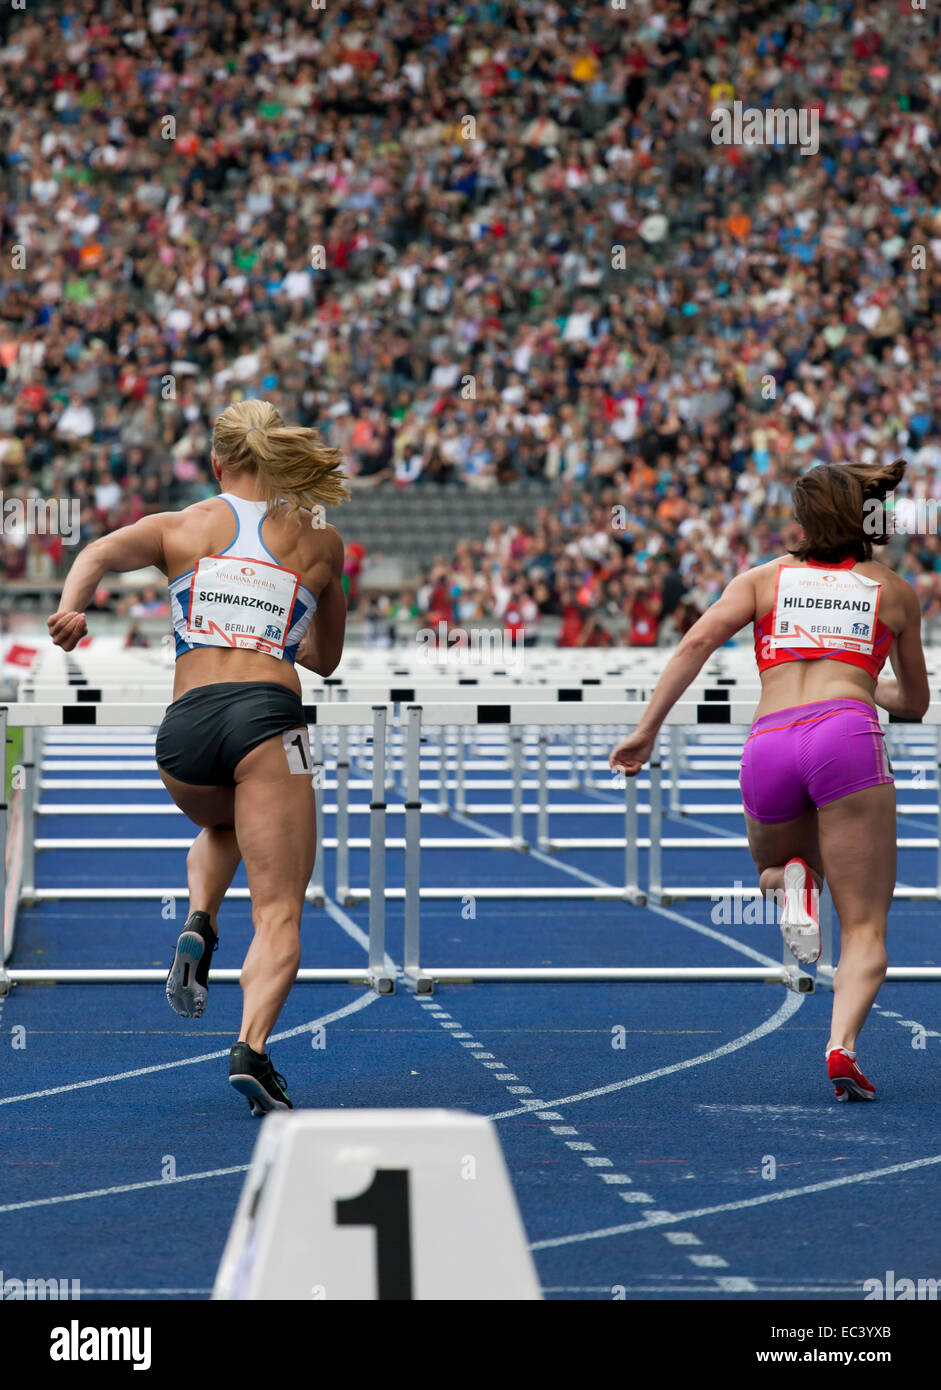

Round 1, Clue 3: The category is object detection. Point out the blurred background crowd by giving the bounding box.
[1,0,939,646]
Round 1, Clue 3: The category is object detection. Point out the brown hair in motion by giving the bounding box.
[789,459,906,563]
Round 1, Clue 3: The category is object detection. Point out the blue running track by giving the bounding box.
[1,724,939,1300]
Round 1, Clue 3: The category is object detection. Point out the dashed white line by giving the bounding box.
[485,990,804,1122]
[530,1151,941,1250]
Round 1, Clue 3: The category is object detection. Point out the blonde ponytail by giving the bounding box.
[212,400,350,517]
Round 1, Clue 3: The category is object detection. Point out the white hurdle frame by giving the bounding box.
[4,689,940,995]
[0,701,395,995]
[398,701,814,994]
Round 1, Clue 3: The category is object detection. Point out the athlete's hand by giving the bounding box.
[48,611,88,651]
[609,731,656,778]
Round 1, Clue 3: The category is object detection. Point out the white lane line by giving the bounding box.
[0,885,387,1108]
[530,1151,941,1250]
[642,903,786,969]
[871,1001,940,1041]
[80,1289,213,1296]
[449,798,792,1291]
[0,990,378,1107]
[322,894,398,980]
[543,1284,861,1294]
[486,989,803,1121]
[0,1164,249,1215]
[412,941,758,1285]
[451,808,787,970]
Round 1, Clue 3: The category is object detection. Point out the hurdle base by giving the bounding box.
[0,968,9,998]
[784,966,815,994]
[646,891,673,907]
[403,969,435,995]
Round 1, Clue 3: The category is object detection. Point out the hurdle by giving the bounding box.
[6,677,941,998]
[397,701,814,994]
[0,700,396,995]
[643,700,941,911]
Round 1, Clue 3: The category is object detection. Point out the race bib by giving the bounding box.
[186,555,300,659]
[770,566,881,655]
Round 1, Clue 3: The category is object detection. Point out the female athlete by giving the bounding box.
[610,460,929,1101]
[49,399,349,1114]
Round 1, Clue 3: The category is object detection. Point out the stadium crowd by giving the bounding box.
[1,0,939,647]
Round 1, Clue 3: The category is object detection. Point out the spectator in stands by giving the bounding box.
[1,0,938,651]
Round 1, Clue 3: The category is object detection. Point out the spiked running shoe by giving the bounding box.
[827,1047,876,1102]
[229,1043,293,1116]
[166,911,218,1018]
[779,858,821,965]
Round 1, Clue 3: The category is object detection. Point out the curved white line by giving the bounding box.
[454,807,789,970]
[487,989,804,1121]
[531,1152,941,1250]
[0,1164,249,1215]
[0,989,378,1107]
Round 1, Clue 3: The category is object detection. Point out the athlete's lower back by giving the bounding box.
[172,644,302,700]
[753,659,878,720]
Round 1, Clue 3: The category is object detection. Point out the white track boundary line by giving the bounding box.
[322,894,398,980]
[450,808,786,969]
[80,1289,213,1296]
[486,990,803,1121]
[0,1164,250,1215]
[530,1151,941,1250]
[0,989,378,1107]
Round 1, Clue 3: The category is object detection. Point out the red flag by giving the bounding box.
[4,644,38,669]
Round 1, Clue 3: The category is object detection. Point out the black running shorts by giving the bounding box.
[155,682,307,786]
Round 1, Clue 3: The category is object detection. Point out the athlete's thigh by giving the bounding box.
[158,767,235,829]
[745,806,822,878]
[815,783,896,930]
[233,730,316,909]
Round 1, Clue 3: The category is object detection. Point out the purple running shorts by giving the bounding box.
[739,698,893,825]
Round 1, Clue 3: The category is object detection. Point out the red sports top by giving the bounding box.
[754,555,893,679]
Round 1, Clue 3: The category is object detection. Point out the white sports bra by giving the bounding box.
[168,494,317,664]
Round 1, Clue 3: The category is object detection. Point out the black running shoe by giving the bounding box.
[229,1043,293,1116]
[166,911,218,1018]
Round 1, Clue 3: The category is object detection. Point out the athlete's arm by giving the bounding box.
[609,571,757,775]
[48,515,170,651]
[295,530,347,677]
[875,582,930,720]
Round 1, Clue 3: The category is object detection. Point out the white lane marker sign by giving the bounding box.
[213,1109,541,1300]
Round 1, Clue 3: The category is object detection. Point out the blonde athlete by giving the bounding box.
[49,400,349,1114]
[610,461,929,1101]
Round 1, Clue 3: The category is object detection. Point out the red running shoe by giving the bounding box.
[780,858,821,964]
[827,1047,876,1102]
